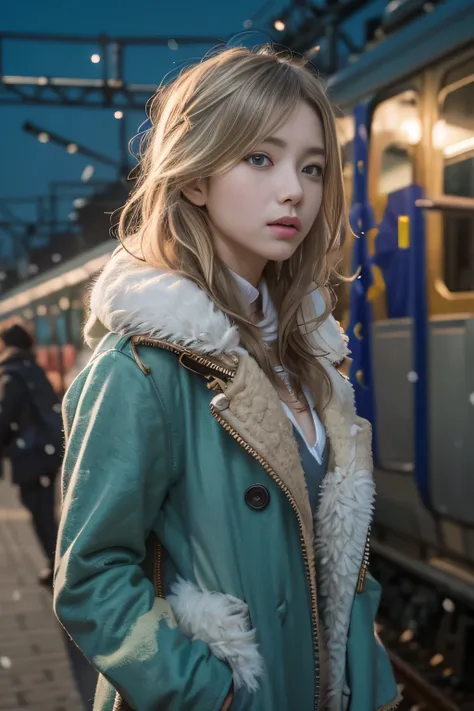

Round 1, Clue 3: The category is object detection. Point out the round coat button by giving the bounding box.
[245,484,270,511]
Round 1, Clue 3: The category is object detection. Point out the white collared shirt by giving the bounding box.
[230,269,326,464]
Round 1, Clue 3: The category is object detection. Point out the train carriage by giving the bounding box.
[0,240,113,393]
[329,0,474,688]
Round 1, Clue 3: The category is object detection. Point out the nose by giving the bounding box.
[277,168,304,205]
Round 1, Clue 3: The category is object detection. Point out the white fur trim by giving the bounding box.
[315,360,375,710]
[309,290,351,364]
[167,577,264,693]
[84,249,348,363]
[85,249,241,354]
[316,466,375,708]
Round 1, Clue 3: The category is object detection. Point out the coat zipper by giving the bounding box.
[131,335,237,380]
[153,540,163,597]
[131,335,321,710]
[210,401,321,710]
[356,526,371,594]
[376,694,403,711]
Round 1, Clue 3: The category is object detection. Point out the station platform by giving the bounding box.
[0,477,96,710]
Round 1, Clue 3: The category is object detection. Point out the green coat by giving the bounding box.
[53,250,399,711]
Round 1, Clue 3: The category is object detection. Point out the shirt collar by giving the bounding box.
[229,268,260,309]
[229,268,278,343]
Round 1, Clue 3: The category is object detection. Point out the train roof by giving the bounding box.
[327,0,474,108]
[0,239,114,317]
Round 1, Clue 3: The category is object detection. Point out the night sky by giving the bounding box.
[1,0,384,265]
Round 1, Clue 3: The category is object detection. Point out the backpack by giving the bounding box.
[2,359,63,482]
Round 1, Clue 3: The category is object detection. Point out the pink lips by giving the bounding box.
[267,215,302,239]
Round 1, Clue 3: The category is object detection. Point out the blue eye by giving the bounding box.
[304,164,324,177]
[246,153,272,168]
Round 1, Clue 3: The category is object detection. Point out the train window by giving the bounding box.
[372,90,420,195]
[442,56,474,92]
[437,61,474,291]
[379,145,413,195]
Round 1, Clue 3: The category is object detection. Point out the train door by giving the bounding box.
[363,82,444,557]
[366,86,424,469]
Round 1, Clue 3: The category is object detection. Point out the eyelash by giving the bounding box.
[245,152,324,177]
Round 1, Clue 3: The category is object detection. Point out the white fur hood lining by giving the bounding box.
[85,247,350,363]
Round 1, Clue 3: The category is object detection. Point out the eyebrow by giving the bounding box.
[261,136,326,158]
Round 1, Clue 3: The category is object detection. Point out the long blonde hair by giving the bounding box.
[119,46,347,406]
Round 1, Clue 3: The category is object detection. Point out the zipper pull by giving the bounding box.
[207,375,227,393]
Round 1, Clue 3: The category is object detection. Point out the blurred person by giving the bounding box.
[0,324,98,708]
[54,47,398,711]
[0,321,62,587]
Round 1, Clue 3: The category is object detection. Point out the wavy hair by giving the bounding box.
[118,46,347,406]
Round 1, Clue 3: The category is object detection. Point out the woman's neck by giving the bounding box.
[233,265,264,288]
[215,243,267,287]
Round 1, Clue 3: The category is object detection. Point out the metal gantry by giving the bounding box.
[0,31,224,108]
[0,9,374,275]
[0,30,226,268]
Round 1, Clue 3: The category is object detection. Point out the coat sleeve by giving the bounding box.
[54,349,233,711]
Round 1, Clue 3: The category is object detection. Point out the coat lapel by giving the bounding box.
[215,353,316,579]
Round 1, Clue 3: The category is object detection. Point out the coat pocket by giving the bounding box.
[167,577,264,694]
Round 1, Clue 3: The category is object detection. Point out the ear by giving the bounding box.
[181,178,208,207]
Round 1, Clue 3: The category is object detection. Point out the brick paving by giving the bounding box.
[0,478,93,710]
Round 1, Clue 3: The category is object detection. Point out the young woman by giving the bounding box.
[53,46,399,711]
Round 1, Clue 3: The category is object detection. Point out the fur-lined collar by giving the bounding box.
[85,248,349,363]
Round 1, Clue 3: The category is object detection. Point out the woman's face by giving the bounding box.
[185,100,326,285]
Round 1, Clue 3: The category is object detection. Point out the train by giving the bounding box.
[330,0,474,688]
[1,0,474,686]
[0,239,113,393]
[329,0,474,577]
